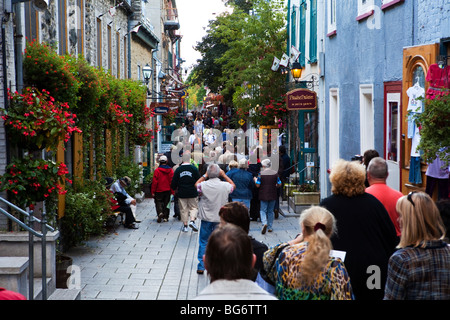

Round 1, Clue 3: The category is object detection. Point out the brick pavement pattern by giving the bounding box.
[67,198,301,300]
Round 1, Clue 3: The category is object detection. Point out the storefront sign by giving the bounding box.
[150,102,170,114]
[153,106,169,114]
[286,88,317,110]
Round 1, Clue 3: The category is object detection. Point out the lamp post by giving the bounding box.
[142,63,152,96]
[143,63,152,85]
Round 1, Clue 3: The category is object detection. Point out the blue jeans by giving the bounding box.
[197,220,219,271]
[409,156,422,184]
[231,198,251,211]
[260,200,276,230]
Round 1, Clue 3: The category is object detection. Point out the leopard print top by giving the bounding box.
[264,242,354,300]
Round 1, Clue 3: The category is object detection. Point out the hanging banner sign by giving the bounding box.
[286,88,317,110]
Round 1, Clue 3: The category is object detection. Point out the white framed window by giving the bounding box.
[327,0,337,36]
[358,0,374,15]
[381,0,404,10]
[385,92,401,190]
[329,88,340,169]
[385,93,400,163]
[359,84,374,154]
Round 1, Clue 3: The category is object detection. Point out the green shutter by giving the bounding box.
[291,9,296,48]
[299,1,306,67]
[309,0,317,63]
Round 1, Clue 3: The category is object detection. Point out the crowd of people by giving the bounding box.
[196,158,449,301]
[2,105,449,301]
[157,112,450,300]
[102,108,450,301]
[149,109,450,300]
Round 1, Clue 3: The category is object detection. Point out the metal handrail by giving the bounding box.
[0,196,52,300]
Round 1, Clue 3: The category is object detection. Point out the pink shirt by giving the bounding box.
[366,183,403,237]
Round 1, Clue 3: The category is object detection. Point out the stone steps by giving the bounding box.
[0,231,81,300]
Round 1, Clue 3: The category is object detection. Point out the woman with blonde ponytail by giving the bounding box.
[263,206,354,300]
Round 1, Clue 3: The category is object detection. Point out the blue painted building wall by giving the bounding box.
[325,0,413,160]
[322,0,450,196]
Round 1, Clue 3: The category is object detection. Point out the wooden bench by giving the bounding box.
[107,211,124,231]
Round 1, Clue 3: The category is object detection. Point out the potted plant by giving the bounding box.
[142,172,153,198]
[292,180,320,206]
[59,180,111,251]
[55,254,73,289]
[413,91,450,165]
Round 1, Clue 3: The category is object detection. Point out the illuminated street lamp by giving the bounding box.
[291,61,302,83]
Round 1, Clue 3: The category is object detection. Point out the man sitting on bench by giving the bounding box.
[106,177,139,229]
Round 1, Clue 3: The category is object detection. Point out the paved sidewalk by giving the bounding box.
[66,198,301,300]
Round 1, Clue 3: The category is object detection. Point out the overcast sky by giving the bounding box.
[176,0,232,77]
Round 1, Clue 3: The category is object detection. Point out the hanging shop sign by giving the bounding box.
[286,88,317,111]
[153,106,169,114]
[150,102,174,114]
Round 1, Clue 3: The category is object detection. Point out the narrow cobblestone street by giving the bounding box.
[66,198,300,300]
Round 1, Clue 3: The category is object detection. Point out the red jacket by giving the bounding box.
[151,165,174,195]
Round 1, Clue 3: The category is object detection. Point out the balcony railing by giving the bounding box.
[164,8,180,31]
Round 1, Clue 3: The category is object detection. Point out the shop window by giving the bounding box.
[359,84,374,153]
[329,88,340,168]
[76,0,84,56]
[299,2,306,66]
[107,25,112,72]
[58,0,67,55]
[96,18,102,67]
[327,0,337,37]
[124,35,128,78]
[116,32,121,78]
[386,96,400,162]
[309,0,318,63]
[24,2,38,43]
[357,0,374,21]
[381,0,404,11]
[290,6,296,49]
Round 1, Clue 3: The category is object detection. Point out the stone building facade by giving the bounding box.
[0,0,183,229]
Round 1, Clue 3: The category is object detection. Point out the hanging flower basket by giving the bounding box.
[2,87,81,152]
[0,155,71,208]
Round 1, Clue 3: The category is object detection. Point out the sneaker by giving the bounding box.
[182,225,189,232]
[157,213,163,223]
[268,228,273,232]
[189,221,199,232]
[261,224,267,234]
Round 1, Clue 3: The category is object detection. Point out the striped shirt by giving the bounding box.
[384,240,450,300]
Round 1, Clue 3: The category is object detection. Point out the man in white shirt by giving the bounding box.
[194,164,235,274]
[110,176,138,222]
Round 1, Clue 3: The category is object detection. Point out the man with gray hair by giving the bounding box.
[194,164,236,274]
[366,157,402,238]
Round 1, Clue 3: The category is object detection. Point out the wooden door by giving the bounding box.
[401,43,439,194]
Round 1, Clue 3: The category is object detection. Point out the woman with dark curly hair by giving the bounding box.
[320,159,398,300]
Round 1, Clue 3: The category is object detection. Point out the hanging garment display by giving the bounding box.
[406,83,424,139]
